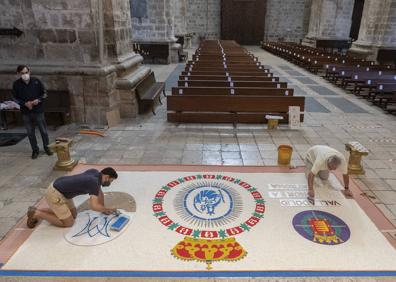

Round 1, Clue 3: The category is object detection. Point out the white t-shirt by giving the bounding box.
[305,145,348,175]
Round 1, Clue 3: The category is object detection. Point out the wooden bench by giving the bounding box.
[187,60,260,66]
[0,89,70,128]
[167,95,305,123]
[135,72,165,115]
[180,75,278,81]
[172,87,293,96]
[177,80,287,88]
[181,71,271,76]
[186,65,266,71]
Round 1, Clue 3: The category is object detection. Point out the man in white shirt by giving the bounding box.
[305,145,352,202]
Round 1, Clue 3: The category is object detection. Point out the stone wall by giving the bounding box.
[0,0,99,65]
[130,0,181,63]
[131,0,168,41]
[0,0,149,125]
[131,0,220,43]
[264,0,312,43]
[186,0,220,44]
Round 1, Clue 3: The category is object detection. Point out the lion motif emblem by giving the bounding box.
[193,189,225,215]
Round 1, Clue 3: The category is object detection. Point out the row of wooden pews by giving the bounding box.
[167,40,305,123]
[262,42,396,115]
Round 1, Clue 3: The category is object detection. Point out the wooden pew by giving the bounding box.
[179,75,279,81]
[187,60,258,65]
[167,95,305,123]
[172,87,293,96]
[185,65,267,72]
[341,71,396,89]
[177,80,288,88]
[181,71,271,76]
[355,78,396,96]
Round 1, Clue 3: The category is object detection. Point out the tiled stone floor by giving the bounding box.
[1,277,396,282]
[0,46,396,280]
[2,277,396,282]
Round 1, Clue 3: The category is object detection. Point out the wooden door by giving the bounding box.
[221,0,267,45]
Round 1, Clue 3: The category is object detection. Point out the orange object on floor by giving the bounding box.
[78,130,105,137]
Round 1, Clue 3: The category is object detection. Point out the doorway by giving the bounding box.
[221,0,267,45]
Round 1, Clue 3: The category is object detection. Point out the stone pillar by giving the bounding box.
[0,0,150,125]
[174,0,187,36]
[302,0,354,47]
[349,0,396,61]
[166,0,181,63]
[130,0,180,63]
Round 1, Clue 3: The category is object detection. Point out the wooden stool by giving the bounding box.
[345,141,369,175]
[48,138,78,171]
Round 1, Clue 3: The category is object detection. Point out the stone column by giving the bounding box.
[0,0,150,125]
[166,0,181,63]
[174,0,187,36]
[302,0,354,47]
[349,0,396,61]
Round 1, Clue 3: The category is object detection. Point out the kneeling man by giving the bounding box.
[27,167,119,228]
[305,145,352,201]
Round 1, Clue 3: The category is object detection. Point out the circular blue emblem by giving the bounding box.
[292,210,350,245]
[184,186,233,221]
[173,179,244,229]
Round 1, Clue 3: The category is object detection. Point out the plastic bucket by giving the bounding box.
[278,144,293,165]
[267,119,279,129]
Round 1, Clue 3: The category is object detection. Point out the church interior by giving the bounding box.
[0,0,396,281]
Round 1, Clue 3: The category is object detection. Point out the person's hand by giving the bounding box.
[307,189,315,205]
[32,99,39,105]
[342,189,353,199]
[102,208,117,215]
[24,101,33,110]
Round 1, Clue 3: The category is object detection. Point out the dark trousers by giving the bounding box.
[22,112,49,153]
[0,110,6,130]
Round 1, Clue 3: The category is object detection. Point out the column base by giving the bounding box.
[302,37,350,52]
[349,43,396,64]
[348,43,378,61]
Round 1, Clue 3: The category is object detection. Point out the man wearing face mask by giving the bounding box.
[26,167,119,228]
[12,65,52,159]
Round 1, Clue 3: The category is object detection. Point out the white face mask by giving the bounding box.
[21,73,30,81]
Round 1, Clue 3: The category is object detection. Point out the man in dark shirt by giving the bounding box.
[26,167,119,228]
[12,65,52,159]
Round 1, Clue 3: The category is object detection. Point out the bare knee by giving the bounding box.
[70,208,77,219]
[61,216,75,227]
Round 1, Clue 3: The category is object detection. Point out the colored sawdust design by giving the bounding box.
[153,174,265,269]
[64,210,133,246]
[172,237,247,270]
[292,210,350,245]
